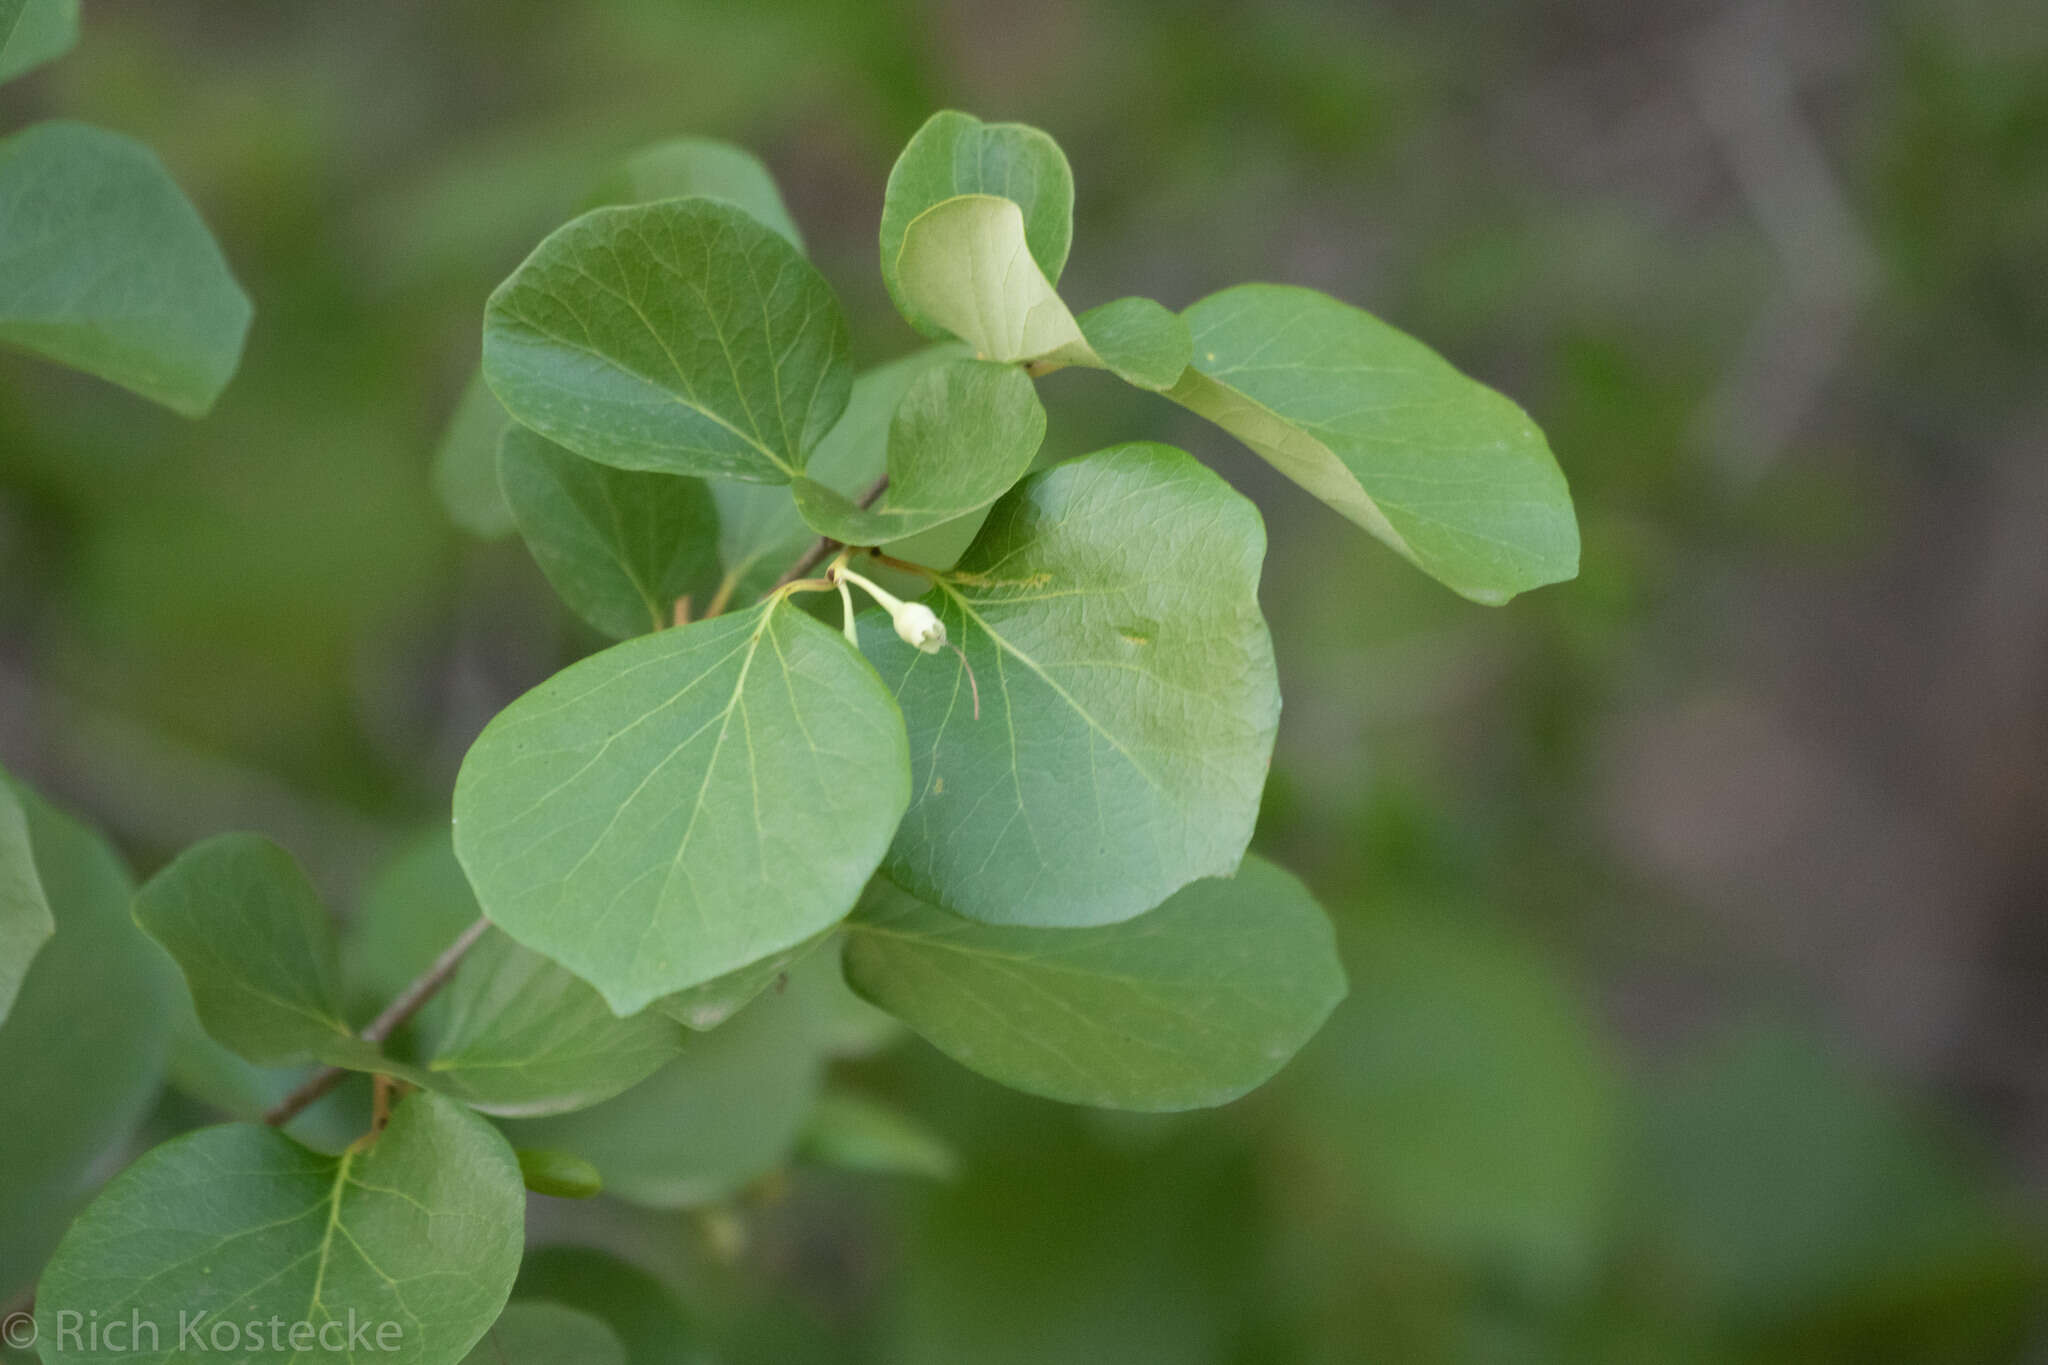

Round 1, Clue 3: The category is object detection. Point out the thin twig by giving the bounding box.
[772,474,889,589]
[263,916,491,1127]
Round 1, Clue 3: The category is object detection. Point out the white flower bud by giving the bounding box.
[892,601,947,653]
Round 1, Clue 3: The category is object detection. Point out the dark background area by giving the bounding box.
[2,1,2046,1360]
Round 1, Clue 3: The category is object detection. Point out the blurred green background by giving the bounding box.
[3,1,2046,1360]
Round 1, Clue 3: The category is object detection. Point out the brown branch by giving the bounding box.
[263,915,491,1127]
[771,474,889,590]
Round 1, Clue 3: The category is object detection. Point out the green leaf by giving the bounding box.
[515,1148,604,1200]
[432,369,516,539]
[452,596,911,1015]
[800,1088,958,1180]
[132,833,393,1073]
[655,929,828,1031]
[499,424,721,637]
[586,136,805,252]
[0,773,52,1025]
[1290,903,1620,1290]
[0,788,171,1302]
[1170,283,1578,604]
[461,1303,624,1365]
[339,828,689,1116]
[792,357,1044,544]
[36,1092,525,1365]
[0,0,77,84]
[862,443,1279,927]
[483,198,851,483]
[1646,1021,2037,1327]
[846,857,1342,1110]
[417,929,687,1116]
[1072,296,1192,391]
[710,343,963,603]
[515,1248,699,1365]
[894,194,1088,364]
[881,110,1072,337]
[0,121,251,416]
[503,983,824,1208]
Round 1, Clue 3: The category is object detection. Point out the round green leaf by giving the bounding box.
[863,443,1279,927]
[0,771,53,1025]
[482,198,852,483]
[894,194,1087,364]
[515,1148,605,1200]
[0,788,171,1301]
[792,357,1044,544]
[460,1303,624,1365]
[880,110,1072,337]
[846,858,1343,1110]
[498,424,721,638]
[452,597,911,1015]
[585,136,804,252]
[35,1091,525,1365]
[0,121,251,416]
[133,833,368,1069]
[1170,283,1578,604]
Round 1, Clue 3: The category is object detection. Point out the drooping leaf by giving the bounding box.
[792,356,1044,544]
[710,343,963,603]
[515,1248,700,1365]
[452,596,911,1014]
[483,198,851,482]
[498,423,721,637]
[861,443,1279,927]
[0,772,52,1025]
[417,929,687,1116]
[0,0,77,85]
[1073,296,1192,391]
[846,858,1342,1110]
[431,368,516,539]
[800,1088,958,1180]
[132,833,389,1070]
[586,136,805,252]
[0,121,251,416]
[0,788,171,1302]
[1170,283,1578,604]
[881,110,1072,337]
[35,1092,525,1365]
[655,929,829,1032]
[515,1149,605,1200]
[461,1303,624,1365]
[503,982,824,1208]
[894,194,1087,364]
